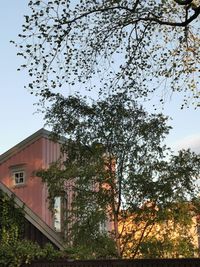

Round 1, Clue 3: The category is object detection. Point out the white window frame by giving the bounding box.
[13,170,26,186]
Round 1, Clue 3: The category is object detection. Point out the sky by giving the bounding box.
[0,1,200,155]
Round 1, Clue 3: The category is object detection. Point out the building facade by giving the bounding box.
[0,129,62,230]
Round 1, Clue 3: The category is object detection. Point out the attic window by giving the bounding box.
[13,171,25,185]
[10,164,26,187]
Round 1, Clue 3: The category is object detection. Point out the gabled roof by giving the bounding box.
[0,181,64,250]
[0,128,51,165]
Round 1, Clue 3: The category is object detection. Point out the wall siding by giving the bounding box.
[0,135,62,229]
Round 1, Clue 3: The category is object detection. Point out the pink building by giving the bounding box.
[0,128,112,246]
[0,129,62,230]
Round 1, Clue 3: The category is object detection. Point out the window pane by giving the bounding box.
[14,171,25,185]
[54,196,61,232]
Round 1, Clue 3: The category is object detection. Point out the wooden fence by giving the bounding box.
[22,258,200,267]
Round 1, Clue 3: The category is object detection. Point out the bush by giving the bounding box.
[0,240,63,267]
[0,190,64,267]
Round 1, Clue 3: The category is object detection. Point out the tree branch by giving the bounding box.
[60,4,200,29]
[140,6,200,27]
[174,0,193,5]
[60,5,135,25]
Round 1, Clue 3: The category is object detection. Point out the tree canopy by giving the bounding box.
[38,92,200,258]
[15,0,200,258]
[15,0,200,106]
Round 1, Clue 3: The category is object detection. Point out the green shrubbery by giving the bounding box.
[0,240,63,267]
[0,190,64,267]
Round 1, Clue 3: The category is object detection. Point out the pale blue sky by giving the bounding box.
[0,1,44,155]
[0,1,200,155]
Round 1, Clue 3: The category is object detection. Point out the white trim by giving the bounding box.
[13,170,25,186]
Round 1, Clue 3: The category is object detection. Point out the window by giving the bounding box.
[9,164,26,187]
[99,221,107,233]
[54,196,61,232]
[13,170,25,185]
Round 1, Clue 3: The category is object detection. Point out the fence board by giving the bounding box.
[22,258,200,267]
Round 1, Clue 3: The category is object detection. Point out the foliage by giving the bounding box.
[0,190,25,242]
[38,92,200,258]
[65,234,117,259]
[0,240,63,267]
[0,190,64,267]
[15,0,200,106]
[120,201,200,258]
[139,234,197,258]
[13,0,200,258]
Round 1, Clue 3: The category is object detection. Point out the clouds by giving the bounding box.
[173,134,200,154]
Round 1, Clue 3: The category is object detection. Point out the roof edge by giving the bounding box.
[0,128,52,165]
[0,181,64,250]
